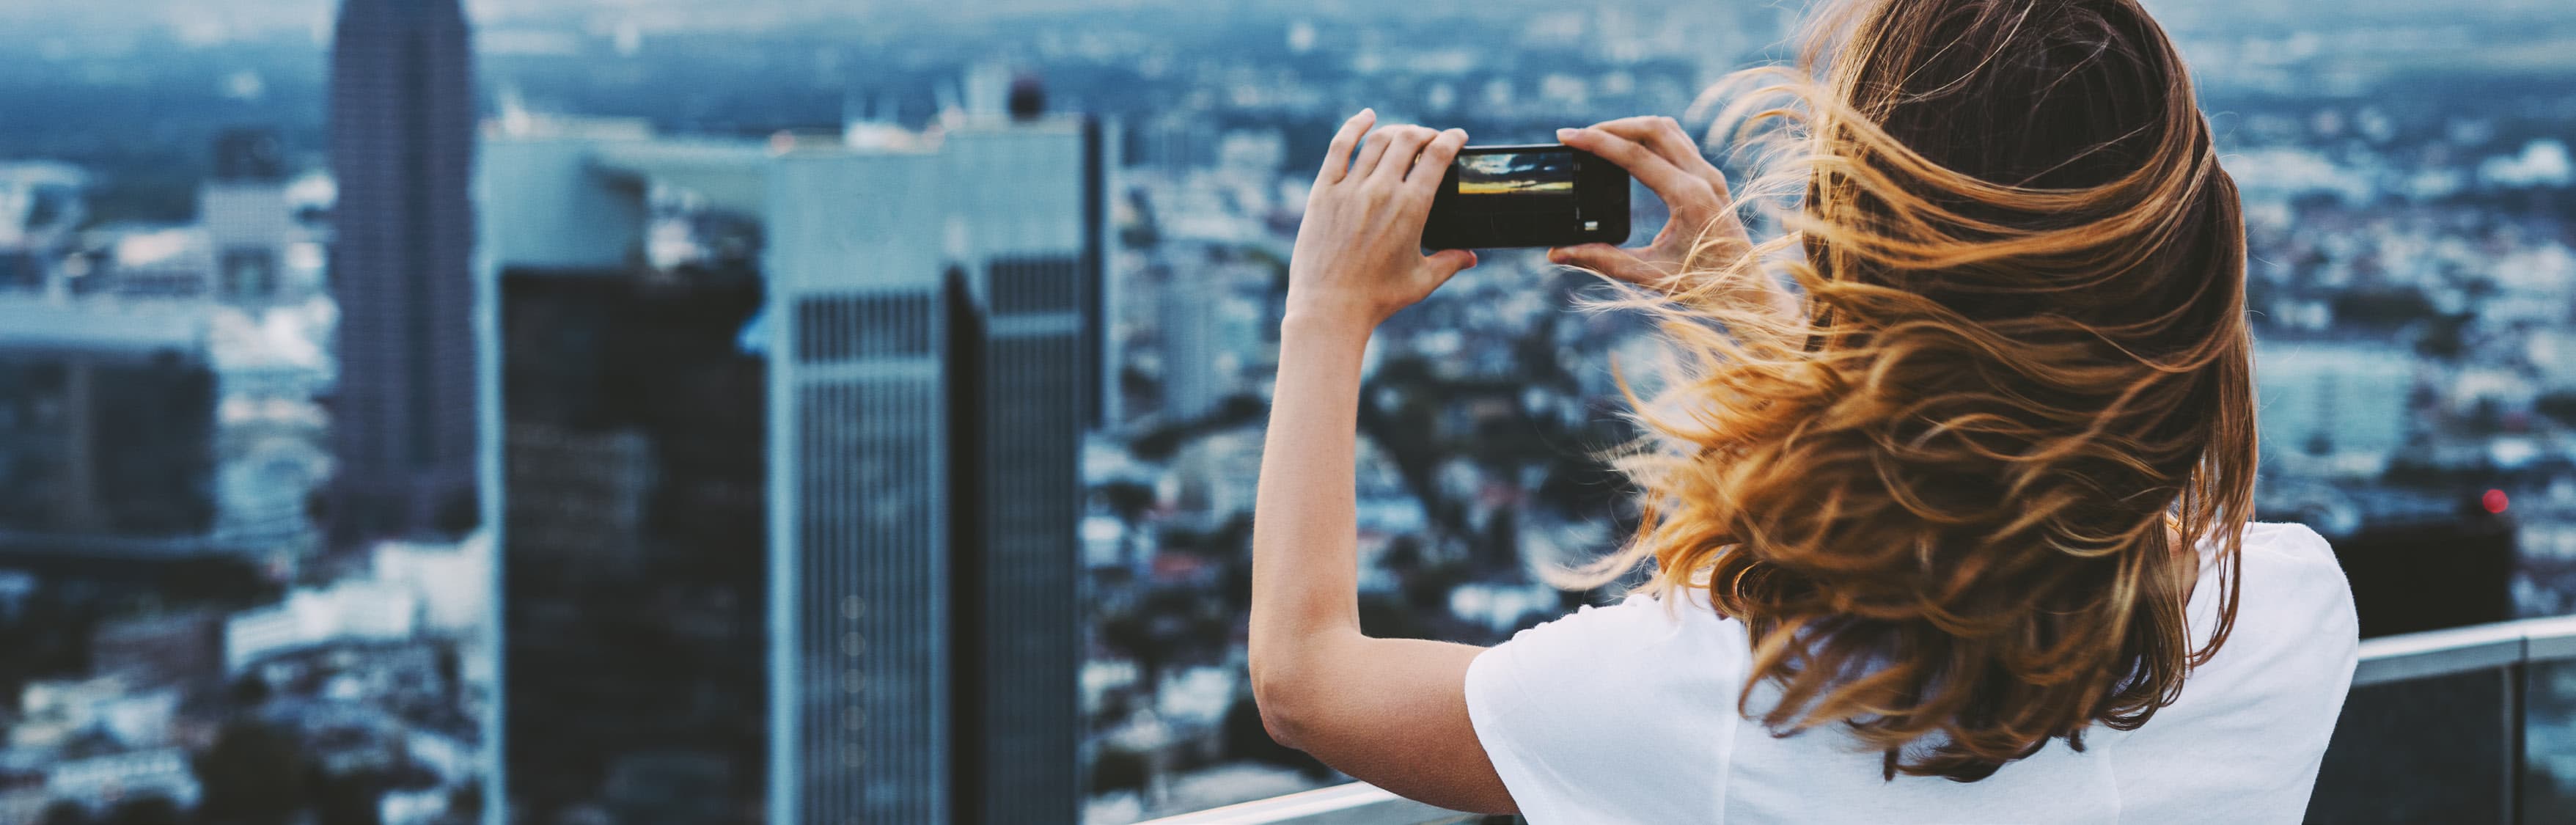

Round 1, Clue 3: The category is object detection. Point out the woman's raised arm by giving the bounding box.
[1245,109,1516,815]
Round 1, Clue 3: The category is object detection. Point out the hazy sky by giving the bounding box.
[0,0,1175,34]
[0,0,2564,42]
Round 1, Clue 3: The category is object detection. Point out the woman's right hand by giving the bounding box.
[1550,117,1789,318]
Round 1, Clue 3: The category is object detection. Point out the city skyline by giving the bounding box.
[0,0,2573,822]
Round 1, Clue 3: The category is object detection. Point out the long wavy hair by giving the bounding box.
[1576,0,2256,781]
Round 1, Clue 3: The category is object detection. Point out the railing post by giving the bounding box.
[2509,654,2526,825]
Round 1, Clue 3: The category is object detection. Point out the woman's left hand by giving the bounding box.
[1285,109,1478,335]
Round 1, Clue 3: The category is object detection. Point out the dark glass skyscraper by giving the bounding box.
[328,0,477,545]
[500,263,769,825]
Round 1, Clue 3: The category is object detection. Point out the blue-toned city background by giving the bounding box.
[0,0,2572,823]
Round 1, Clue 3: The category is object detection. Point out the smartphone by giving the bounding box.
[1421,144,1630,250]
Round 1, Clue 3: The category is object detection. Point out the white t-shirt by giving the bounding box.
[1465,521,2360,824]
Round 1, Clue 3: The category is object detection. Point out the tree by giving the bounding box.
[1090,747,1151,795]
[196,720,308,825]
[311,767,388,825]
[2536,391,2576,428]
[101,796,182,825]
[39,801,90,825]
[1099,480,1157,523]
[439,782,484,825]
[228,672,271,706]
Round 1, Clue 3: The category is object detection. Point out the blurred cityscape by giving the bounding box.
[0,0,2572,823]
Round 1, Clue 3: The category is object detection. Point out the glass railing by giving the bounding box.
[1150,615,2576,825]
[2311,615,2576,824]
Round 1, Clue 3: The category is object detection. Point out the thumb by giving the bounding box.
[1421,248,1478,283]
[1545,244,1648,281]
[1547,243,1657,284]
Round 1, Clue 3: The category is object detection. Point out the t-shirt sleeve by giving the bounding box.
[1464,594,1743,823]
[2112,521,2361,821]
[2212,522,2362,817]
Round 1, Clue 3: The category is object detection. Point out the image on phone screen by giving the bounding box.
[1457,150,1577,205]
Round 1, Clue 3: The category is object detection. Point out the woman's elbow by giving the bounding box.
[1256,696,1310,752]
[1249,659,1318,751]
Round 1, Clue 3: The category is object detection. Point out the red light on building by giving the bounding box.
[2481,488,2510,514]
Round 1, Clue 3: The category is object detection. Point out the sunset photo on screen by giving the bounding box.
[1457,150,1577,197]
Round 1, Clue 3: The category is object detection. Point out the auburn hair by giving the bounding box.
[1576,0,2254,781]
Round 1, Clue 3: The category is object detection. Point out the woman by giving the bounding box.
[1247,0,2359,821]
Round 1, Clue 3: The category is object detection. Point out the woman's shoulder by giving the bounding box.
[1467,591,1752,733]
[2225,520,2357,628]
[1464,592,1749,822]
[1481,592,1745,674]
[2166,520,2359,711]
[2236,519,2338,568]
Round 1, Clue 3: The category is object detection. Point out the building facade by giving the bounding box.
[202,129,299,307]
[0,300,219,558]
[329,0,478,546]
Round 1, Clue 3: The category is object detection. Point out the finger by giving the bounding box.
[1405,128,1469,194]
[1592,116,1731,197]
[1547,243,1665,285]
[1348,125,1401,183]
[1315,109,1376,186]
[1421,248,1478,285]
[1558,125,1717,213]
[1368,125,1438,186]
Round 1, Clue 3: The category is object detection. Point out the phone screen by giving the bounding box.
[1422,143,1626,249]
[1456,149,1578,211]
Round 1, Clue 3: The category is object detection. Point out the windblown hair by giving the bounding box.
[1577,0,2256,781]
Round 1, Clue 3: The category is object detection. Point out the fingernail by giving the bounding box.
[1359,108,1376,119]
[1556,128,1577,141]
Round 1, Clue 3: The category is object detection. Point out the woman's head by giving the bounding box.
[1593,0,2253,780]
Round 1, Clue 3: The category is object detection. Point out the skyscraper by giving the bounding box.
[480,109,1098,824]
[329,0,477,546]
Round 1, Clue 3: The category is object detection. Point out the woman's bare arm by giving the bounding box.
[1245,109,1516,815]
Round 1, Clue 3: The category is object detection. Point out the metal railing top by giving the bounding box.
[1137,782,1480,825]
[1148,614,2576,825]
[2355,614,2576,686]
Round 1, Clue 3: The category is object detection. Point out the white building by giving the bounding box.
[1158,260,1222,421]
[224,580,419,672]
[2255,341,2416,475]
[12,676,174,752]
[45,748,199,813]
[371,532,493,636]
[202,129,319,306]
[0,161,86,293]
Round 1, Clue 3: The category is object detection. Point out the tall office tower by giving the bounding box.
[202,129,296,307]
[329,0,477,546]
[481,109,1096,824]
[770,120,1086,825]
[499,247,768,824]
